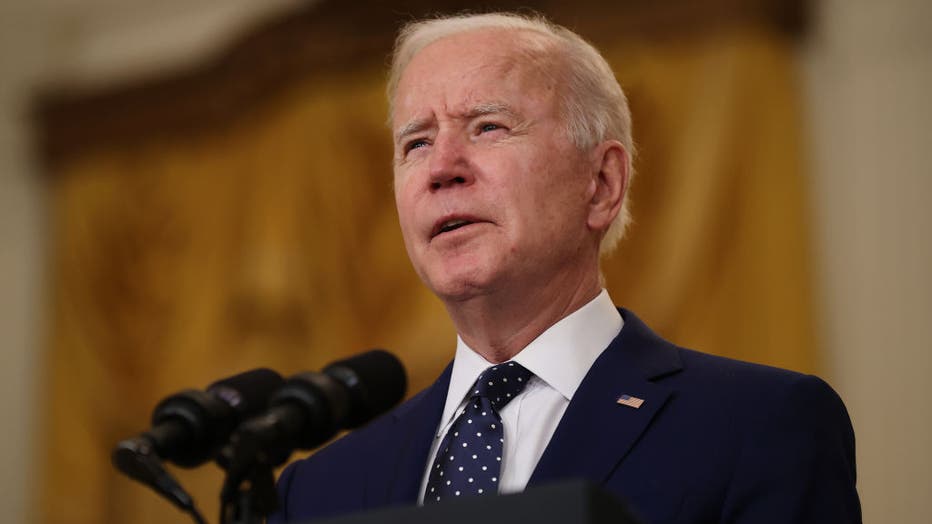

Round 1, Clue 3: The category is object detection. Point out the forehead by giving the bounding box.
[392,30,558,123]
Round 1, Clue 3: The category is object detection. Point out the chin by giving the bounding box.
[425,274,483,302]
[422,263,496,303]
[413,244,510,301]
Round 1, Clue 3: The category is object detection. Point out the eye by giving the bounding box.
[479,123,501,133]
[404,139,429,154]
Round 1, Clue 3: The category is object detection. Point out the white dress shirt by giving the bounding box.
[417,290,623,503]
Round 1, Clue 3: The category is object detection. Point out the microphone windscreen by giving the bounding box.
[206,368,285,419]
[324,350,407,428]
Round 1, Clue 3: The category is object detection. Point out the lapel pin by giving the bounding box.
[616,394,645,409]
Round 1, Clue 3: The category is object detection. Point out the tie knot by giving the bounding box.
[471,361,533,410]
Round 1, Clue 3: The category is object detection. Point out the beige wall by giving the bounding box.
[0,3,306,523]
[803,0,932,521]
[0,1,929,522]
[0,6,49,523]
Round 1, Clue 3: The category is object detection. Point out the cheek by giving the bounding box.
[514,157,588,235]
[482,156,547,234]
[394,187,418,240]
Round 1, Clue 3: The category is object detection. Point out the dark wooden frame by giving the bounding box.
[34,0,808,170]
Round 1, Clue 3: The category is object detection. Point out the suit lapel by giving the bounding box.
[365,363,452,507]
[529,309,683,487]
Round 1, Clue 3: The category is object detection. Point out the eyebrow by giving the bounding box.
[394,118,431,145]
[393,102,520,145]
[465,101,519,120]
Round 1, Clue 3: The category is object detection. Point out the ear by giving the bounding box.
[586,140,629,233]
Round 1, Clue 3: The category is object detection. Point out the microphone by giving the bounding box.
[114,367,285,468]
[224,350,407,469]
[112,368,284,523]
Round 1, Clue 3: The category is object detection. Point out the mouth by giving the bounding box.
[430,216,480,239]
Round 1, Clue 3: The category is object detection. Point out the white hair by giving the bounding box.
[387,12,635,253]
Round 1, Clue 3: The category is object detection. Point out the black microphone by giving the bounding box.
[224,350,407,469]
[114,367,285,469]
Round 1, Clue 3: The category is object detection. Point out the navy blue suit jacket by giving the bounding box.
[271,309,860,523]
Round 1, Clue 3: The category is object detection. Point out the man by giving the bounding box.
[271,12,860,523]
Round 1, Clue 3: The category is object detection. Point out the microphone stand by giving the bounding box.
[218,464,278,524]
[217,421,293,524]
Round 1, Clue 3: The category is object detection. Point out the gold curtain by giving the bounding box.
[35,15,815,524]
[606,27,816,371]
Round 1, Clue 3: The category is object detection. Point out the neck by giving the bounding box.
[444,267,602,363]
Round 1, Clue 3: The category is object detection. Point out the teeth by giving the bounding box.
[439,219,470,234]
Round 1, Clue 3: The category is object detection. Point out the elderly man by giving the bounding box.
[271,13,860,524]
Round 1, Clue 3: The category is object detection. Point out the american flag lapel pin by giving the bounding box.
[616,394,645,409]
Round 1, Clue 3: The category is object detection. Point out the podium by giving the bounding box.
[308,480,643,524]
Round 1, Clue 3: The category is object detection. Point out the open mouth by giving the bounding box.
[432,218,476,238]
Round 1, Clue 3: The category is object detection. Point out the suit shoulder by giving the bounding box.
[671,347,853,445]
[674,350,862,521]
[676,347,839,398]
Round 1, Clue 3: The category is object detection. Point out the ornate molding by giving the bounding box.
[34,0,808,170]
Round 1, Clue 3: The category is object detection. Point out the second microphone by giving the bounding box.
[221,349,407,470]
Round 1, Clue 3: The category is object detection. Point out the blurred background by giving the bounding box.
[0,0,929,522]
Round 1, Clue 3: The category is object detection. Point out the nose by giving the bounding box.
[428,133,474,191]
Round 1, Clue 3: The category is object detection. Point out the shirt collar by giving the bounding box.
[440,289,623,430]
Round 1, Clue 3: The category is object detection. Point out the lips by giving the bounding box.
[430,215,483,239]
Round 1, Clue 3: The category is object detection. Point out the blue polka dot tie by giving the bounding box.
[424,361,533,504]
